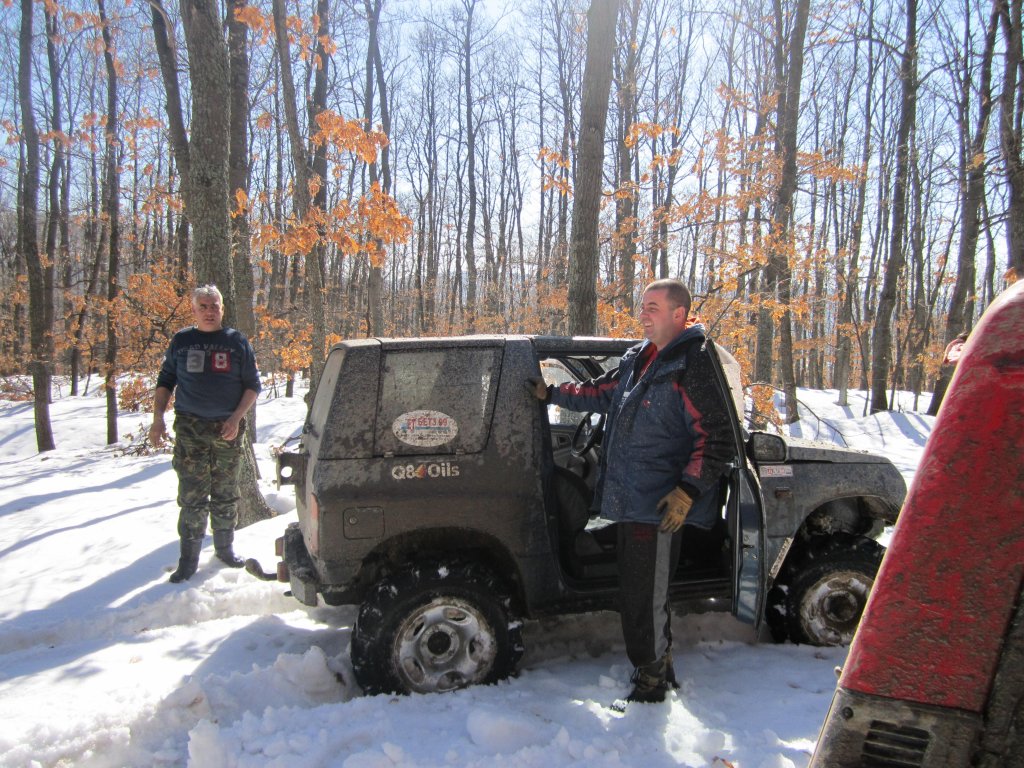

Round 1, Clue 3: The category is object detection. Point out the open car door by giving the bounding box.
[708,343,766,627]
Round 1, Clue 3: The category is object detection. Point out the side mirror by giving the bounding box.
[749,432,787,463]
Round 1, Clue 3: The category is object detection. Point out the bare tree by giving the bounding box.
[612,0,641,311]
[834,0,878,407]
[226,0,275,527]
[567,0,619,335]
[364,0,391,335]
[457,0,482,330]
[43,5,66,392]
[755,0,811,422]
[181,0,234,303]
[870,0,918,413]
[149,0,273,526]
[228,0,256,339]
[18,0,55,451]
[6,0,1018,419]
[97,0,120,444]
[929,0,999,414]
[272,0,327,398]
[998,0,1024,279]
[150,0,192,279]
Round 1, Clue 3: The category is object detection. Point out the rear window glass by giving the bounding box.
[375,347,502,455]
[306,347,345,438]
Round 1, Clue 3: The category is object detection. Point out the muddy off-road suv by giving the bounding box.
[274,335,906,695]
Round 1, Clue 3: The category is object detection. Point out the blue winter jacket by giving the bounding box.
[549,325,734,526]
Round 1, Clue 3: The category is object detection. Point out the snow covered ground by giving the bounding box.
[0,380,931,768]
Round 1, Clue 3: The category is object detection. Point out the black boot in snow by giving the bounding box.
[169,537,204,583]
[213,529,245,568]
[611,656,671,711]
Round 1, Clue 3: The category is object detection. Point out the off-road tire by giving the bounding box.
[351,561,523,695]
[775,534,885,646]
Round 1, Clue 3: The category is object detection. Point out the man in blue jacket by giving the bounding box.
[529,279,734,706]
[150,285,261,583]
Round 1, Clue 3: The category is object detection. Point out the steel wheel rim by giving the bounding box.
[799,570,873,645]
[393,596,498,693]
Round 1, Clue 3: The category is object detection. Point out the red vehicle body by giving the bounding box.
[810,279,1024,768]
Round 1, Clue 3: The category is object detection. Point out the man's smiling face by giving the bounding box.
[638,288,687,348]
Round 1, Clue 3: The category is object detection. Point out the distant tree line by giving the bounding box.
[3,0,1023,452]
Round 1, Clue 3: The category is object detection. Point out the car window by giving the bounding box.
[541,355,622,427]
[307,346,345,438]
[540,359,585,427]
[595,355,622,374]
[376,347,502,455]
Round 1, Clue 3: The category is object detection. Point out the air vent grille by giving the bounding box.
[861,720,931,767]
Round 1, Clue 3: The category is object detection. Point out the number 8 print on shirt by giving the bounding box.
[212,351,231,373]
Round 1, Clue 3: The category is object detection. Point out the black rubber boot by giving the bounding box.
[169,537,204,583]
[612,655,671,710]
[213,529,245,568]
[626,656,670,703]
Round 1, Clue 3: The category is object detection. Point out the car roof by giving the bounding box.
[530,336,636,355]
[334,335,637,355]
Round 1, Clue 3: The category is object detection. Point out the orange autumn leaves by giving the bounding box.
[241,111,410,269]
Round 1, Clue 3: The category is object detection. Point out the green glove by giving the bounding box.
[658,487,694,533]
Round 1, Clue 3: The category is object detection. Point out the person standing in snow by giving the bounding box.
[149,285,261,583]
[927,330,970,415]
[528,279,734,707]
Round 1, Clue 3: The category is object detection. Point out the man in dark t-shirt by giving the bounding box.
[150,285,262,583]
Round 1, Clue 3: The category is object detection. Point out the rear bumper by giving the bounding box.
[280,523,320,607]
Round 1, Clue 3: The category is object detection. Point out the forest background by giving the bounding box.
[3,0,1024,457]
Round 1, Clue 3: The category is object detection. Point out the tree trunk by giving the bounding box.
[150,0,191,277]
[614,0,640,312]
[310,0,330,317]
[461,0,480,331]
[228,0,256,339]
[272,0,327,398]
[835,0,877,406]
[44,6,65,398]
[930,0,999,415]
[870,0,917,413]
[19,0,55,452]
[98,0,120,445]
[181,0,234,307]
[999,0,1024,279]
[228,0,275,528]
[151,0,191,182]
[154,0,274,527]
[768,0,811,424]
[567,0,619,335]
[364,0,389,336]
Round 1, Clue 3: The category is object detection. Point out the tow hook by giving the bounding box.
[243,536,289,581]
[243,558,279,581]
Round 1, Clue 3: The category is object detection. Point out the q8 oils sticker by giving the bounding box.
[391,461,460,480]
[392,410,459,448]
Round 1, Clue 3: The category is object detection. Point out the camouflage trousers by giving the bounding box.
[172,413,244,540]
